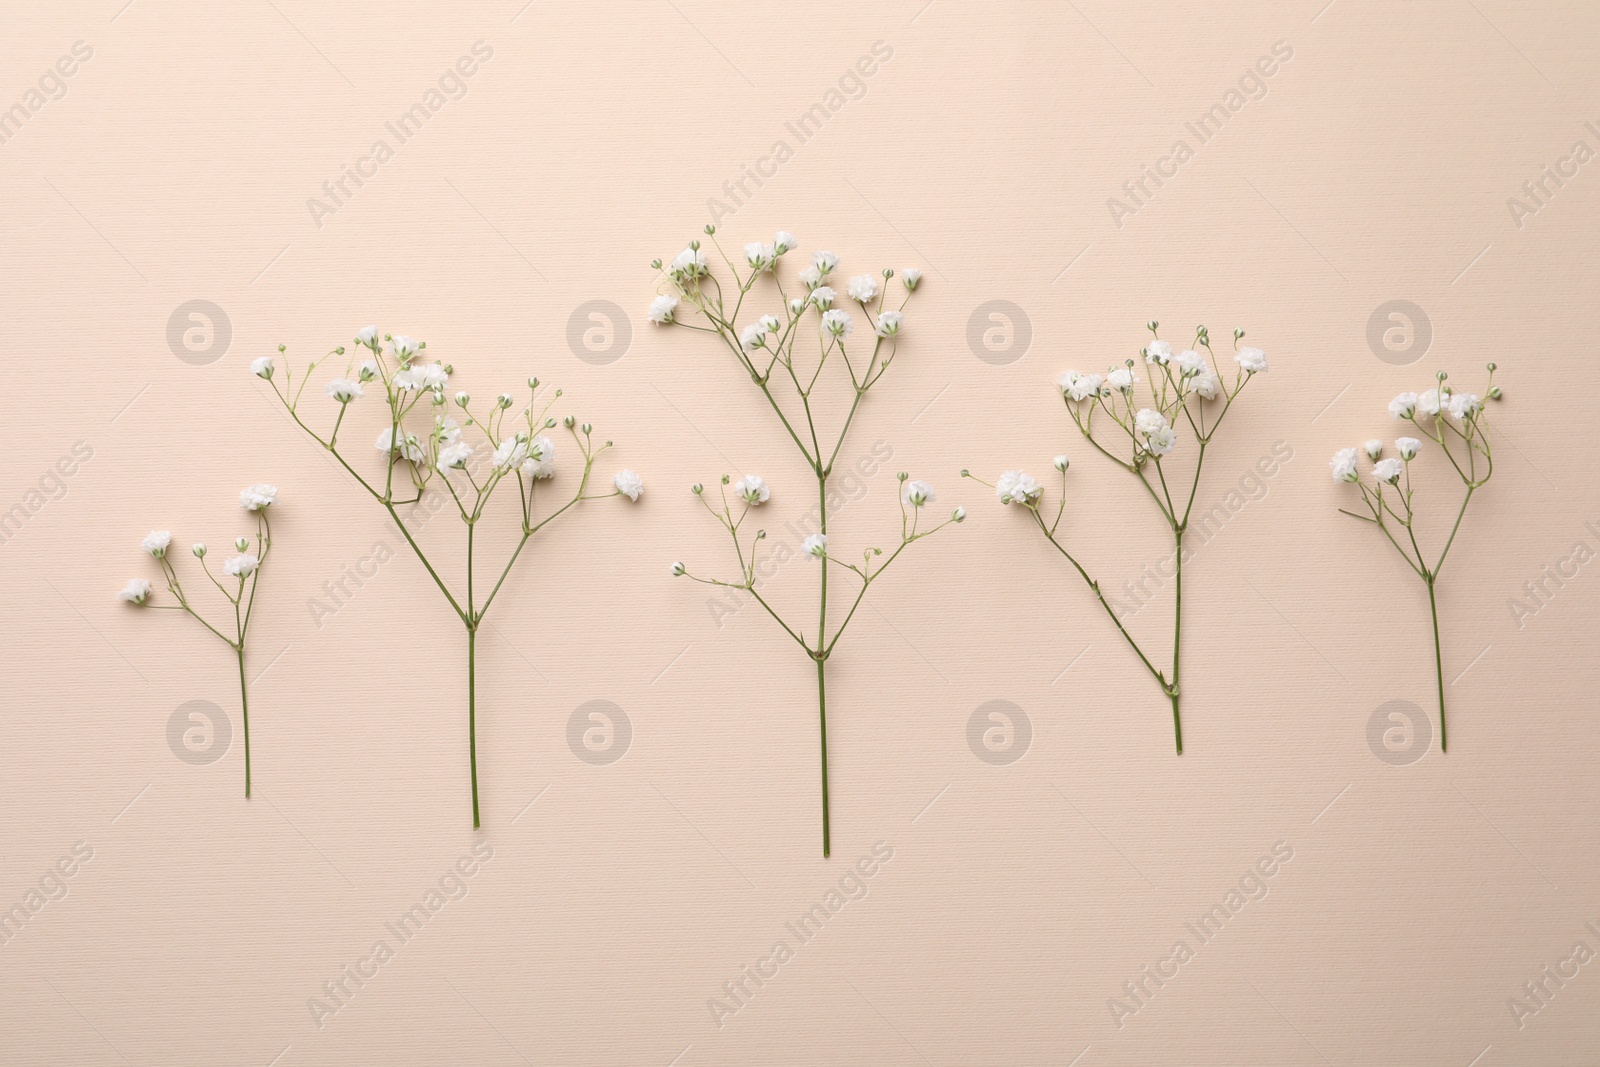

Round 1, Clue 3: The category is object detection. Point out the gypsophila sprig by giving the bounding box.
[256,329,640,827]
[120,487,278,796]
[650,228,962,857]
[1333,364,1500,752]
[968,322,1268,753]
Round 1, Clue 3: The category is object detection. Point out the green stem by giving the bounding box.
[817,472,830,858]
[236,644,251,798]
[469,624,480,827]
[817,655,830,859]
[1170,524,1183,754]
[1427,577,1446,753]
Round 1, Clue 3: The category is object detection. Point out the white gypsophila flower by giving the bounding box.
[1373,458,1404,484]
[491,436,529,472]
[1135,408,1168,435]
[734,474,770,506]
[996,469,1043,505]
[437,441,473,471]
[1053,454,1070,472]
[798,265,822,289]
[356,359,380,382]
[521,435,557,480]
[118,578,151,604]
[758,314,780,334]
[902,479,935,507]
[191,542,205,557]
[740,323,767,351]
[250,356,274,379]
[1175,349,1206,377]
[1191,370,1221,399]
[614,469,643,501]
[1389,391,1418,419]
[810,286,836,309]
[390,334,419,358]
[1416,388,1443,417]
[671,246,708,279]
[648,295,678,324]
[821,309,853,339]
[356,326,378,346]
[1235,347,1268,373]
[902,268,922,291]
[240,483,277,510]
[142,530,172,557]
[223,553,259,578]
[1064,372,1103,401]
[1145,426,1177,456]
[1364,439,1384,460]
[812,251,839,275]
[876,311,903,337]
[394,363,445,391]
[1107,367,1137,393]
[744,242,775,272]
[1146,339,1173,366]
[1330,447,1359,482]
[846,274,878,303]
[376,427,426,463]
[1447,392,1482,421]
[788,298,806,316]
[326,378,362,403]
[802,533,827,558]
[1397,436,1421,460]
[671,561,685,576]
[774,231,797,254]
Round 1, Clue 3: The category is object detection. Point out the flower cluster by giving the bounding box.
[256,328,642,826]
[650,227,954,856]
[969,323,1269,753]
[1333,365,1501,752]
[120,485,278,796]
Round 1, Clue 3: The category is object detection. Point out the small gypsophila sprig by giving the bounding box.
[255,328,642,827]
[967,322,1268,753]
[1333,364,1500,753]
[120,484,279,797]
[650,228,958,857]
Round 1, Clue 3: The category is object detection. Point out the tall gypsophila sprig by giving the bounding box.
[119,483,279,796]
[252,328,643,827]
[1332,364,1500,752]
[650,229,962,857]
[965,322,1269,753]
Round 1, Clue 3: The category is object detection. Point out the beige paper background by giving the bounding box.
[3,1,1598,1063]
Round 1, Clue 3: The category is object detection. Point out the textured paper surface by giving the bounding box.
[3,2,1598,1064]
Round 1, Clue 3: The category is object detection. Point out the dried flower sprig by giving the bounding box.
[1332,365,1500,752]
[119,484,278,795]
[254,329,642,826]
[966,323,1268,753]
[651,230,961,857]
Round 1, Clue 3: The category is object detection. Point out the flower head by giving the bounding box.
[798,265,822,289]
[744,242,775,272]
[377,427,426,463]
[1191,370,1221,399]
[1145,426,1177,456]
[740,323,767,351]
[1107,367,1137,393]
[326,378,363,403]
[1235,347,1268,373]
[223,553,259,578]
[876,311,903,338]
[1364,439,1383,461]
[1060,371,1104,402]
[812,251,839,275]
[809,286,835,309]
[902,480,935,507]
[394,363,448,392]
[1416,388,1444,417]
[670,246,708,280]
[250,356,274,380]
[1397,436,1421,461]
[734,474,770,506]
[614,469,644,501]
[118,578,151,605]
[1373,458,1404,484]
[1145,339,1172,366]
[437,441,473,471]
[521,435,556,480]
[1135,408,1168,435]
[240,484,277,510]
[647,295,678,324]
[1447,392,1482,421]
[1175,349,1206,377]
[356,326,378,347]
[846,274,878,303]
[821,309,853,339]
[490,436,529,472]
[901,268,922,291]
[774,231,797,254]
[802,533,828,558]
[996,470,1043,505]
[1330,447,1359,482]
[1389,391,1418,419]
[142,530,172,558]
[390,334,419,358]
